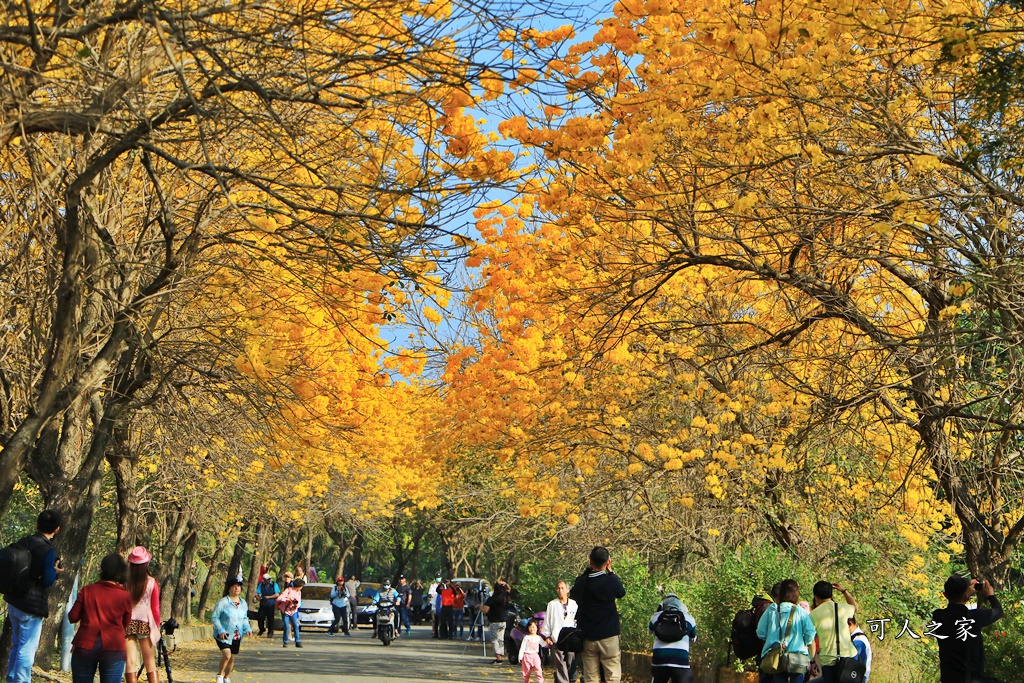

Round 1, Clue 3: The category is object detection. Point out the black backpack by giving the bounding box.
[731,597,771,660]
[653,608,687,642]
[0,541,35,597]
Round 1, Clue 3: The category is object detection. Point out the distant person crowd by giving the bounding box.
[0,513,1006,683]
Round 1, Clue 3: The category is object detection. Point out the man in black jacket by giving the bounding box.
[5,509,62,683]
[931,575,1004,683]
[570,546,626,683]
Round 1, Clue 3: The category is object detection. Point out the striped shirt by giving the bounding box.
[649,609,697,668]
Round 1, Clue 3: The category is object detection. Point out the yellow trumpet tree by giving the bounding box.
[449,0,1024,583]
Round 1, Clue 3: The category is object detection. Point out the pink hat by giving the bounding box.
[127,546,152,565]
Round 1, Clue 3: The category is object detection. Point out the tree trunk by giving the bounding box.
[247,522,270,604]
[226,528,250,585]
[197,537,230,620]
[322,514,353,580]
[0,593,14,670]
[921,414,1013,588]
[305,524,313,580]
[170,531,199,623]
[351,530,364,579]
[109,426,141,553]
[280,526,295,576]
[31,397,108,669]
[157,509,191,617]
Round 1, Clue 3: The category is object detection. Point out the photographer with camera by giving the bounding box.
[2,509,63,683]
[932,575,1004,683]
[570,546,626,683]
[482,581,511,664]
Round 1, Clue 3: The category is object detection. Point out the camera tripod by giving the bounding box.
[136,621,177,683]
[461,586,490,657]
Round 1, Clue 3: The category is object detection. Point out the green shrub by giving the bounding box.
[984,589,1023,683]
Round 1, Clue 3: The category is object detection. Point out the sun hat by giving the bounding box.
[127,546,152,565]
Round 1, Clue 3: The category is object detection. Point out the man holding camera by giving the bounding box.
[808,581,857,682]
[4,509,63,683]
[571,546,626,683]
[932,575,1004,683]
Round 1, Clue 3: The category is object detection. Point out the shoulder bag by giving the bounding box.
[834,603,867,683]
[760,605,790,673]
[556,626,584,653]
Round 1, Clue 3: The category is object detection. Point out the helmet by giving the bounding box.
[519,618,531,631]
[383,578,392,587]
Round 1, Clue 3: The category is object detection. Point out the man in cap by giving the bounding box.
[255,573,280,637]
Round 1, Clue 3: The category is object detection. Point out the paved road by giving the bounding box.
[171,625,524,683]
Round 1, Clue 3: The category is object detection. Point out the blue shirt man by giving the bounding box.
[5,509,62,683]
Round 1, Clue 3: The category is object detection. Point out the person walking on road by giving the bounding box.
[125,546,161,683]
[541,580,579,683]
[397,576,413,636]
[344,575,360,625]
[67,553,132,683]
[255,574,280,638]
[570,546,626,683]
[520,619,546,683]
[3,509,62,683]
[212,578,254,683]
[327,577,351,636]
[277,577,304,648]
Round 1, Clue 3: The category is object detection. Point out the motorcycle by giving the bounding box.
[375,598,397,646]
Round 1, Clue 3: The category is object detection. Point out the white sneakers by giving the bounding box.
[216,677,223,683]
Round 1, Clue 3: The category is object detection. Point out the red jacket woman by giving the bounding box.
[68,553,132,683]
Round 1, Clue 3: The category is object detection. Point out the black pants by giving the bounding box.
[258,603,276,635]
[440,605,454,639]
[652,667,694,683]
[328,605,350,634]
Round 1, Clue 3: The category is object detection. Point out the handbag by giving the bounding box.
[780,651,810,674]
[759,605,796,674]
[834,603,867,683]
[556,626,584,653]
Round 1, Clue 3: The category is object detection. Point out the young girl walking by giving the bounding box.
[520,619,545,683]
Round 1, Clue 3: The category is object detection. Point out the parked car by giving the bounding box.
[296,583,337,630]
[353,583,382,627]
[450,577,492,597]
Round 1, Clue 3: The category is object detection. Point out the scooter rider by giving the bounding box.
[373,579,401,639]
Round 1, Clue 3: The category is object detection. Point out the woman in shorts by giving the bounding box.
[125,546,161,683]
[211,578,253,683]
